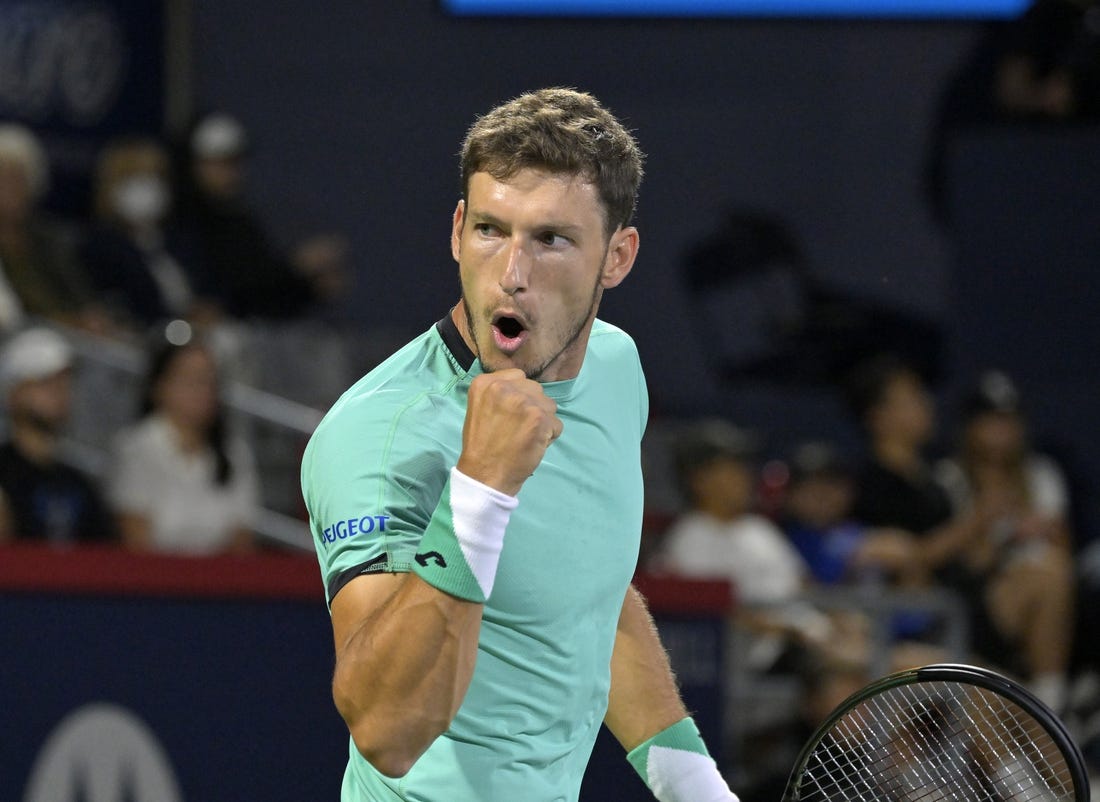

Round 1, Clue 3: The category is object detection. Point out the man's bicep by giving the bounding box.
[330,571,410,654]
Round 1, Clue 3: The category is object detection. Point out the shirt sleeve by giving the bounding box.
[301,400,450,607]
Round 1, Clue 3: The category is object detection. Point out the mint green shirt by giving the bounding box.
[301,315,648,802]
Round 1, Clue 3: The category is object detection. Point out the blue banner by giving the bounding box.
[1,593,349,801]
[441,0,1030,17]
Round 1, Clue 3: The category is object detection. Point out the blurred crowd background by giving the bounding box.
[2,0,1100,797]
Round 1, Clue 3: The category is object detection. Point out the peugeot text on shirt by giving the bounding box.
[321,514,391,546]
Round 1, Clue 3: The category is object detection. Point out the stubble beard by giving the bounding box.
[462,277,602,382]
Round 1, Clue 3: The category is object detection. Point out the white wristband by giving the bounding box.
[447,466,518,600]
[647,747,739,802]
[627,718,739,802]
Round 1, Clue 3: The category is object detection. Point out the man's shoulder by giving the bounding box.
[304,325,465,462]
[582,319,644,382]
[588,318,639,356]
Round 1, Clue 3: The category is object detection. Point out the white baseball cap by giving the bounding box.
[0,327,73,393]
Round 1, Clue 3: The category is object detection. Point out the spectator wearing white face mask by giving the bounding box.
[79,137,218,333]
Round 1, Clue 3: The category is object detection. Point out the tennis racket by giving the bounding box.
[781,663,1090,801]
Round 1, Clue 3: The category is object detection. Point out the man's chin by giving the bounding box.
[477,350,543,380]
[480,354,526,376]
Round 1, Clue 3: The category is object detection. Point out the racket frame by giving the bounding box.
[780,662,1091,802]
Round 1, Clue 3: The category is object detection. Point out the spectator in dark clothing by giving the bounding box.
[782,440,920,588]
[0,327,115,544]
[174,113,349,321]
[0,125,109,335]
[80,136,215,332]
[846,354,987,640]
[847,355,957,538]
[846,354,1073,710]
[926,0,1100,221]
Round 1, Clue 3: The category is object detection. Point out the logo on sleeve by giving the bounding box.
[414,551,446,568]
[321,514,390,546]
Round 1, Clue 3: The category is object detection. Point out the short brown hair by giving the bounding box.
[459,88,644,234]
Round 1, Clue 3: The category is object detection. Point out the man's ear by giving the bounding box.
[451,200,465,263]
[600,226,639,289]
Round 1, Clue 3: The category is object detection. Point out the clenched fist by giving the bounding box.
[456,370,563,496]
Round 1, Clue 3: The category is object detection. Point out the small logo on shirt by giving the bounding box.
[321,514,390,546]
[414,551,446,568]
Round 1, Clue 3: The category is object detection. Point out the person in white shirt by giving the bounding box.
[658,419,861,671]
[107,334,258,554]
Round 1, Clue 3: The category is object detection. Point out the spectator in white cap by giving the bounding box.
[173,112,350,321]
[0,327,116,543]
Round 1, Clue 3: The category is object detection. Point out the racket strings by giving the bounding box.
[798,680,1076,801]
[819,688,996,801]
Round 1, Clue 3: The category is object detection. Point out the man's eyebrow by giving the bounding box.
[468,211,584,237]
[537,221,584,237]
[467,210,507,228]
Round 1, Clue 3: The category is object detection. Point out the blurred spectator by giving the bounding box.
[934,370,1076,711]
[0,124,108,334]
[0,327,116,544]
[846,355,982,641]
[847,355,1073,710]
[79,136,216,333]
[847,355,956,537]
[660,418,806,605]
[927,0,1100,220]
[657,419,865,671]
[956,0,1100,124]
[174,112,350,321]
[105,335,258,555]
[782,440,920,588]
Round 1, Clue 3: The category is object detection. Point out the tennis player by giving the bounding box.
[301,88,738,802]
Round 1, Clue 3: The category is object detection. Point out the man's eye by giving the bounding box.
[474,223,498,236]
[538,232,566,247]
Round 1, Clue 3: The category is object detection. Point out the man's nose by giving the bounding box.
[500,238,530,295]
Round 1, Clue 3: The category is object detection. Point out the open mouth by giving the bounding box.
[496,316,524,338]
[491,314,528,353]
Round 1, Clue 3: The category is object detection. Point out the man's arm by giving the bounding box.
[330,571,483,778]
[607,584,739,802]
[605,584,688,750]
[327,369,562,778]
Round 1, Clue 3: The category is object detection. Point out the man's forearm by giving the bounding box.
[605,584,689,750]
[607,584,739,802]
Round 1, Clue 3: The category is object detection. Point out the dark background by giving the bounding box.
[3,3,1097,799]
[185,2,1099,543]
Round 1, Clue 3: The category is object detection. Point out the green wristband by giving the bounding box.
[411,482,484,602]
[627,717,710,784]
[411,469,517,604]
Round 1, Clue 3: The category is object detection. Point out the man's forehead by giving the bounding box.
[465,169,606,227]
[469,168,595,196]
